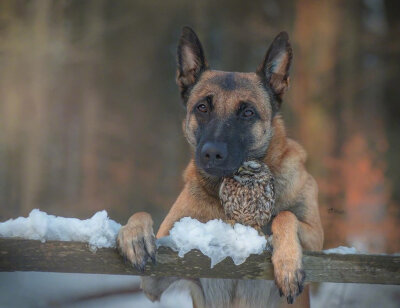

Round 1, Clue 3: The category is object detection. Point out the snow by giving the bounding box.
[323,246,358,254]
[0,209,121,250]
[0,211,266,265]
[157,217,267,268]
[0,211,266,266]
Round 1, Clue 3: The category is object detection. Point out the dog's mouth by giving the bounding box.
[201,166,238,177]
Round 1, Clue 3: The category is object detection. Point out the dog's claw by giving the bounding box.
[298,276,304,294]
[134,258,146,272]
[151,253,156,265]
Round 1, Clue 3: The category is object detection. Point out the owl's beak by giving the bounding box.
[238,166,244,173]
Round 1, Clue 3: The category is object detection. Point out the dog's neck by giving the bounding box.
[263,115,289,174]
[184,115,288,199]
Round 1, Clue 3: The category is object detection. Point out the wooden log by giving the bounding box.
[0,238,399,284]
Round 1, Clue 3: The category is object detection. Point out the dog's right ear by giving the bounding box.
[176,26,208,103]
[257,32,292,105]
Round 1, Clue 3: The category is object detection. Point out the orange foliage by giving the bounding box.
[320,133,399,253]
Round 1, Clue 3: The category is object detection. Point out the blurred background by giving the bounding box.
[0,0,400,306]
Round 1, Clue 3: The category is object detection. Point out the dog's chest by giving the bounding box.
[200,278,280,308]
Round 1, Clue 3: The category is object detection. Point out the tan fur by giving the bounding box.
[118,30,323,307]
[187,71,271,118]
[119,114,323,307]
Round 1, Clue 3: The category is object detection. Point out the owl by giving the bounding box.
[219,160,275,232]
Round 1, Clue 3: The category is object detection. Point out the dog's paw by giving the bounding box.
[117,212,156,272]
[272,247,305,304]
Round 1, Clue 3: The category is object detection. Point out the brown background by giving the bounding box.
[1,0,399,253]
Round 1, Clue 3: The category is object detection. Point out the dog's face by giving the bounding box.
[176,27,292,177]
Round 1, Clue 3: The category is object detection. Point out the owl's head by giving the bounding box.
[233,160,273,184]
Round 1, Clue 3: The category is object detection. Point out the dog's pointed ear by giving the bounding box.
[176,26,208,102]
[257,31,292,102]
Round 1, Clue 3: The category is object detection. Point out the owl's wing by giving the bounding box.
[218,180,226,201]
[264,181,274,197]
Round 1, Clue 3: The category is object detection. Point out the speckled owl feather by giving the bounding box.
[219,160,275,230]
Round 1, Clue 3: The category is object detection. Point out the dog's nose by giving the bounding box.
[200,142,227,166]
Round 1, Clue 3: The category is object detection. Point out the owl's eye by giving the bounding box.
[197,103,208,113]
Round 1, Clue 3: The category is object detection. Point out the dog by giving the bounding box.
[117,27,324,307]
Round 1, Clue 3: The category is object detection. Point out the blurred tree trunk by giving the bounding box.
[0,1,24,217]
[81,1,105,211]
[384,0,400,202]
[291,0,344,248]
[383,0,400,252]
[21,0,51,213]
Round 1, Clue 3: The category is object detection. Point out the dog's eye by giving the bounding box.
[197,103,208,113]
[243,108,254,117]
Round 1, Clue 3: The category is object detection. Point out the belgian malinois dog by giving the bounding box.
[117,27,323,307]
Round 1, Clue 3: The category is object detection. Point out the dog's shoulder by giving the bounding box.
[265,115,317,215]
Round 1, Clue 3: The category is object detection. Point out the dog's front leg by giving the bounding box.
[140,276,179,301]
[271,211,305,304]
[117,213,182,303]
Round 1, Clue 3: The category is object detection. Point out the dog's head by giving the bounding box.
[176,27,292,178]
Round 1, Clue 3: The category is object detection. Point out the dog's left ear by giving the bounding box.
[176,26,208,103]
[257,32,292,102]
